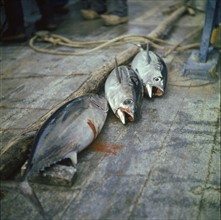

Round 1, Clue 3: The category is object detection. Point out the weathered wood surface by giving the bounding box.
[1,0,220,219]
[0,4,187,180]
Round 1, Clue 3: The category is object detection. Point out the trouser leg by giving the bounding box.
[81,0,91,9]
[106,0,128,16]
[90,0,107,14]
[35,0,57,30]
[4,0,25,31]
[35,0,54,21]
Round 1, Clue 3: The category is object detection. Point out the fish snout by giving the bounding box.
[153,86,164,97]
[116,107,135,124]
[145,77,165,98]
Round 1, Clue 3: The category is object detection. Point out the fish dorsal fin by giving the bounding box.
[115,57,121,83]
[146,43,150,64]
[139,43,151,64]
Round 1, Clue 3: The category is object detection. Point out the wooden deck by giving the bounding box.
[0,0,220,219]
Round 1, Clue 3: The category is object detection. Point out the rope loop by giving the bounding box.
[29,30,204,56]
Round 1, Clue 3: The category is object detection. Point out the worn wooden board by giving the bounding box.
[0,2,187,180]
[0,0,220,219]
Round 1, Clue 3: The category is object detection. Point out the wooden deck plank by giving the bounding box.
[0,0,220,219]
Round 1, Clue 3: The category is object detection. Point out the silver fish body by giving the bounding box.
[105,63,143,124]
[1,94,109,218]
[131,48,168,98]
[25,94,109,177]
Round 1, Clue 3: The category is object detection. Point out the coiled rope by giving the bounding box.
[29,30,201,57]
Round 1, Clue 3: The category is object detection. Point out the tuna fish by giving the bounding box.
[131,43,168,98]
[1,94,109,219]
[105,58,143,124]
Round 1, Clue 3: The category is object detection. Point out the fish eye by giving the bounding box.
[153,76,162,82]
[124,99,133,105]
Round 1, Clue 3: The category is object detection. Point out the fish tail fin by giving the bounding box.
[1,180,48,219]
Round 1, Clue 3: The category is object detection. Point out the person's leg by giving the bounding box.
[81,0,107,20]
[81,0,91,10]
[107,0,128,16]
[1,0,26,42]
[90,0,107,14]
[50,0,69,15]
[35,0,57,30]
[101,0,128,26]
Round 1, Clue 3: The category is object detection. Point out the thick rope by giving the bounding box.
[29,31,202,56]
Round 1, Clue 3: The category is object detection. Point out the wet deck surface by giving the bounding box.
[0,0,220,219]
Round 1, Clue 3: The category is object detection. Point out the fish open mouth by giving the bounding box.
[152,87,164,97]
[117,108,134,124]
[146,84,164,98]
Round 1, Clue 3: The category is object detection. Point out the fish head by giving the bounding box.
[132,50,167,98]
[105,61,143,124]
[145,53,167,98]
[115,66,143,124]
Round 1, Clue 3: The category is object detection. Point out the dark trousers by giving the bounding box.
[4,0,24,31]
[4,0,54,31]
[81,0,128,16]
